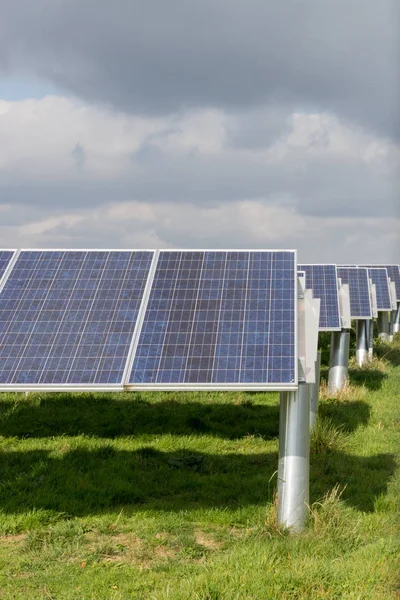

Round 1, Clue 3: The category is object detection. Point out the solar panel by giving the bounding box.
[0,250,153,388]
[386,266,400,302]
[0,251,15,284]
[360,265,400,302]
[128,250,297,389]
[365,268,392,311]
[337,267,372,319]
[297,264,341,330]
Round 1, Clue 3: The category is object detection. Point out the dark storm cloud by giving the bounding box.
[2,0,399,138]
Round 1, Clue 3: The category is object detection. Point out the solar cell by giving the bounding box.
[365,268,392,311]
[128,250,297,388]
[297,264,341,330]
[337,267,372,319]
[0,251,15,284]
[0,250,153,388]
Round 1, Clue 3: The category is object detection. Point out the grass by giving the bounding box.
[0,341,399,598]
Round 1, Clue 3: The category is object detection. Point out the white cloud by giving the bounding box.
[1,199,399,264]
[0,95,399,260]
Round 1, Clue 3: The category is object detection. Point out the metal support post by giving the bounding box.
[393,303,400,335]
[309,350,321,429]
[355,320,368,366]
[368,319,374,360]
[277,383,310,531]
[328,330,350,394]
[377,312,390,342]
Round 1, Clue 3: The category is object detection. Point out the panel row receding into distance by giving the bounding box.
[0,250,154,387]
[128,251,297,388]
[297,264,341,330]
[0,251,15,283]
[364,268,392,311]
[336,267,372,319]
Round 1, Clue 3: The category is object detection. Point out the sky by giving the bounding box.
[0,0,399,261]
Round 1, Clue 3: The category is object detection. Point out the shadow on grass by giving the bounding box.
[374,341,400,367]
[348,368,387,390]
[311,451,397,512]
[0,446,395,516]
[0,395,280,440]
[318,400,371,433]
[320,365,387,391]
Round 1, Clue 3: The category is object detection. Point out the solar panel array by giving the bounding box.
[337,267,372,319]
[297,264,341,330]
[0,249,298,390]
[0,251,153,386]
[129,251,296,387]
[0,251,14,283]
[365,268,392,311]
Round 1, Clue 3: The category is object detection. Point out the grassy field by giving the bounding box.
[0,337,399,599]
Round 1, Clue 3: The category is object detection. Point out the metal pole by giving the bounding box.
[277,383,310,531]
[328,330,350,394]
[389,312,394,343]
[368,319,374,360]
[355,320,368,366]
[377,312,390,342]
[393,303,400,335]
[309,350,321,429]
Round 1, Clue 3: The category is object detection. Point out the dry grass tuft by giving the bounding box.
[310,417,349,455]
[348,356,387,372]
[319,379,367,402]
[310,484,346,533]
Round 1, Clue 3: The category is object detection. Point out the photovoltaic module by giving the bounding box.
[365,268,392,311]
[336,267,372,319]
[297,264,341,330]
[0,250,153,386]
[128,251,297,388]
[0,251,15,283]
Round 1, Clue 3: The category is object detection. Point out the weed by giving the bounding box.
[319,379,367,401]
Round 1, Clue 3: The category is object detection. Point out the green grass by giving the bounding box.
[0,344,399,598]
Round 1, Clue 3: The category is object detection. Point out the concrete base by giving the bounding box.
[277,383,310,531]
[328,331,350,394]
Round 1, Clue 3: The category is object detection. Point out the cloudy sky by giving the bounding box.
[0,0,399,261]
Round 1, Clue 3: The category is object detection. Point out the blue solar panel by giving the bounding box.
[0,251,153,386]
[0,251,14,283]
[361,265,400,302]
[366,268,392,311]
[297,264,341,330]
[337,268,372,319]
[129,251,296,387]
[385,266,400,301]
